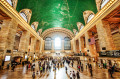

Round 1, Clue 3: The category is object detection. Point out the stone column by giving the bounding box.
[30,37,36,53]
[85,32,91,56]
[42,40,45,53]
[70,40,73,52]
[0,19,17,53]
[76,40,80,53]
[96,20,116,51]
[39,39,43,53]
[52,40,54,53]
[78,38,81,53]
[18,31,30,52]
[35,40,40,53]
[0,19,18,67]
[73,39,76,53]
[80,37,85,53]
[88,32,98,57]
[85,32,98,57]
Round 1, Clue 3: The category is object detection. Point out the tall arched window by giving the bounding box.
[20,12,28,22]
[64,37,71,50]
[37,32,40,36]
[45,37,52,50]
[100,0,110,9]
[76,32,78,35]
[31,24,36,30]
[87,14,94,23]
[6,0,13,6]
[80,25,84,31]
[54,37,61,50]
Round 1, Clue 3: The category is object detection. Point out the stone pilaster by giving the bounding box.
[0,19,18,55]
[73,39,76,53]
[62,40,64,52]
[39,39,42,53]
[70,40,73,52]
[96,20,116,51]
[35,40,40,53]
[80,37,85,53]
[102,20,116,50]
[85,32,98,57]
[78,38,81,53]
[85,32,91,56]
[30,37,36,53]
[18,31,30,52]
[51,40,54,53]
[0,19,18,67]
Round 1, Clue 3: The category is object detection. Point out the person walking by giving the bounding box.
[40,66,43,73]
[32,72,35,79]
[72,71,76,79]
[26,64,29,70]
[81,64,83,72]
[7,63,10,70]
[65,66,68,73]
[76,71,80,79]
[89,64,93,76]
[71,62,73,67]
[86,63,87,69]
[69,71,72,79]
[78,65,80,71]
[109,66,114,78]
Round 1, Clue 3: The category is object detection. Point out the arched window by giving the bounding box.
[20,12,28,22]
[31,24,36,30]
[100,0,110,9]
[80,25,84,31]
[6,0,13,6]
[64,37,71,50]
[37,32,40,36]
[45,37,52,50]
[54,37,61,50]
[76,32,78,35]
[87,14,94,23]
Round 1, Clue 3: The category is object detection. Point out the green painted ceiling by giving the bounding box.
[16,0,97,32]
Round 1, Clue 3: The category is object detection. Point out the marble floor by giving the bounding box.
[0,57,120,79]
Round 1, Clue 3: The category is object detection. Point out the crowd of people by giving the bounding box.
[27,57,95,79]
[6,56,117,79]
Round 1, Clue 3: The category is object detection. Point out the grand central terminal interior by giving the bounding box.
[0,0,120,79]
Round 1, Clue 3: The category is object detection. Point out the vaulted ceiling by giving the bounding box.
[17,0,97,32]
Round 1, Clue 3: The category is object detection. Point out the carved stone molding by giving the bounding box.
[42,27,74,39]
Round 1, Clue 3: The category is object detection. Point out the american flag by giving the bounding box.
[89,37,95,45]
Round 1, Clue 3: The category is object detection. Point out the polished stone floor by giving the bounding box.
[0,57,120,79]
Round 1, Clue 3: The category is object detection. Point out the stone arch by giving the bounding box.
[42,27,74,39]
[83,10,95,24]
[19,9,32,24]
